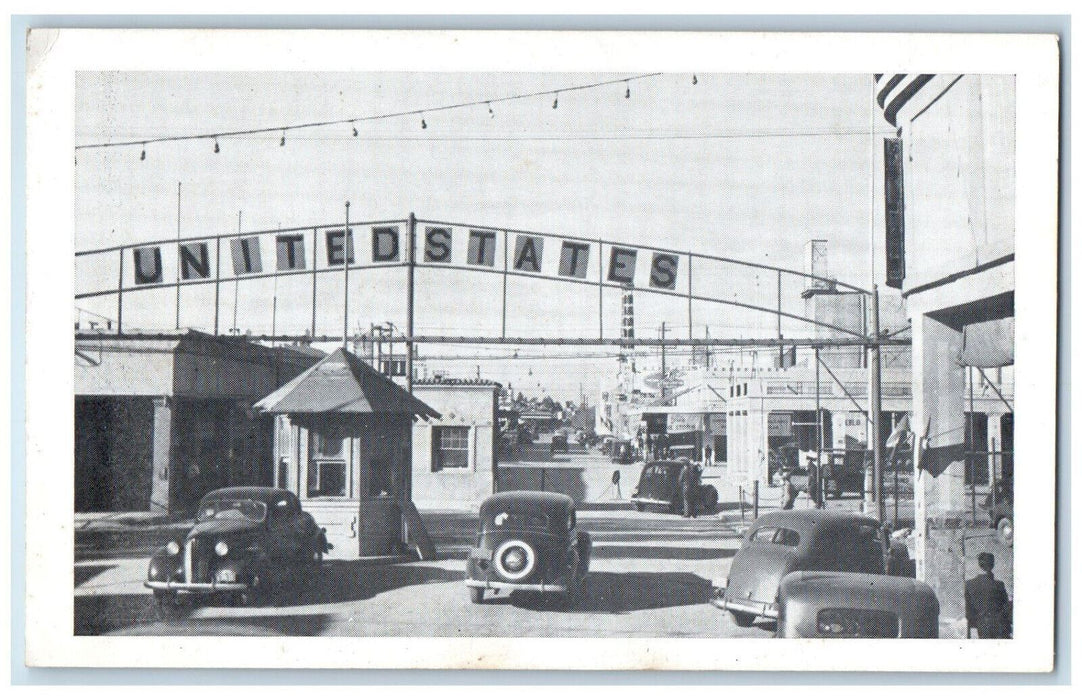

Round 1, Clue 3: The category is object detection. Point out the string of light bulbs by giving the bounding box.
[74,72,673,159]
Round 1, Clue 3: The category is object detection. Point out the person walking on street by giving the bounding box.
[965,552,1012,639]
[679,461,698,518]
[780,471,797,510]
[806,455,823,509]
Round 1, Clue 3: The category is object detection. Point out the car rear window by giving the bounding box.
[750,526,801,546]
[817,608,900,638]
[484,511,552,531]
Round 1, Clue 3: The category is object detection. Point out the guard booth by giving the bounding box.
[254,348,440,558]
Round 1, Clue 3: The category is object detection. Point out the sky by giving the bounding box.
[74,71,895,400]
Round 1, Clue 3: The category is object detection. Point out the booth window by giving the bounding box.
[309,426,348,497]
[433,426,470,471]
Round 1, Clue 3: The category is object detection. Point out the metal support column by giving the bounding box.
[407,212,416,393]
[116,249,124,334]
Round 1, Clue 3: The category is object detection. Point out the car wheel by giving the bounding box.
[731,611,756,628]
[469,587,485,604]
[700,485,719,511]
[997,517,1014,546]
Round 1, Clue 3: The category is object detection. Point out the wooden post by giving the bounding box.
[752,480,759,520]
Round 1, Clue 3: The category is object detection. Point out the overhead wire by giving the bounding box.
[75,72,665,152]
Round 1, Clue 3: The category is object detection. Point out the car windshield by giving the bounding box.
[197,498,267,523]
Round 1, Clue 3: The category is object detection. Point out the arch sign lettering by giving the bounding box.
[76,215,870,339]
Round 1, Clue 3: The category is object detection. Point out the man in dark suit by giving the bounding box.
[965,552,1012,639]
[679,461,698,518]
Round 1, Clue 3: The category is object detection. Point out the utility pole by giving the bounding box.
[660,321,667,402]
[342,201,350,348]
[867,285,884,521]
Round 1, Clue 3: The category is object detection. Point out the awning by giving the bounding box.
[254,347,440,419]
[959,316,1014,368]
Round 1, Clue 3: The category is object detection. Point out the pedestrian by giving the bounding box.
[806,455,823,508]
[965,552,1012,639]
[679,460,698,518]
[780,471,797,510]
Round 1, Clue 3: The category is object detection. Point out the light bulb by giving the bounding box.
[213,139,220,153]
[280,131,286,146]
[140,145,146,161]
[552,95,559,109]
[625,85,631,99]
[692,74,698,85]
[352,123,358,137]
[421,118,427,129]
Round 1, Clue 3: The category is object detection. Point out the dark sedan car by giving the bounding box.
[776,571,939,638]
[631,461,719,513]
[145,487,329,611]
[465,491,591,606]
[712,510,886,627]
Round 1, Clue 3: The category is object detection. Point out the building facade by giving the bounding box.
[74,331,321,513]
[410,379,501,508]
[875,74,1017,595]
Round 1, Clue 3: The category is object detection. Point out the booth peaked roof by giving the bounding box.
[254,348,440,419]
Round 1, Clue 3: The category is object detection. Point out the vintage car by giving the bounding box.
[145,487,329,610]
[611,440,636,464]
[776,571,939,638]
[712,509,886,627]
[550,431,570,454]
[631,460,719,513]
[465,491,591,605]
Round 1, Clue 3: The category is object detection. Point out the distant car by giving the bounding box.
[630,460,719,513]
[712,510,886,627]
[465,491,591,606]
[550,432,569,454]
[145,487,329,612]
[611,440,636,464]
[776,571,939,638]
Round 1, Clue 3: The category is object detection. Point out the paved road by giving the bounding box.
[74,506,775,638]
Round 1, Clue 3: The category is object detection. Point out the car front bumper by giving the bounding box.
[630,496,672,507]
[710,590,778,620]
[464,578,568,593]
[145,581,250,593]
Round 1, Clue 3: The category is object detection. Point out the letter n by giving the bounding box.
[179,242,211,280]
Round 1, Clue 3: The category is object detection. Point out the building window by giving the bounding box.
[308,425,348,497]
[309,460,347,497]
[433,426,470,471]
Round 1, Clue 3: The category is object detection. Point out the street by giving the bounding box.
[75,502,774,638]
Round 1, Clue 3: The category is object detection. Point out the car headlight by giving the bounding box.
[165,541,180,556]
[215,541,229,556]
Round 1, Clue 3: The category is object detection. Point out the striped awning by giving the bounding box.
[874,73,962,126]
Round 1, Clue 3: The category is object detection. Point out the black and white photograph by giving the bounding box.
[22,28,1059,671]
